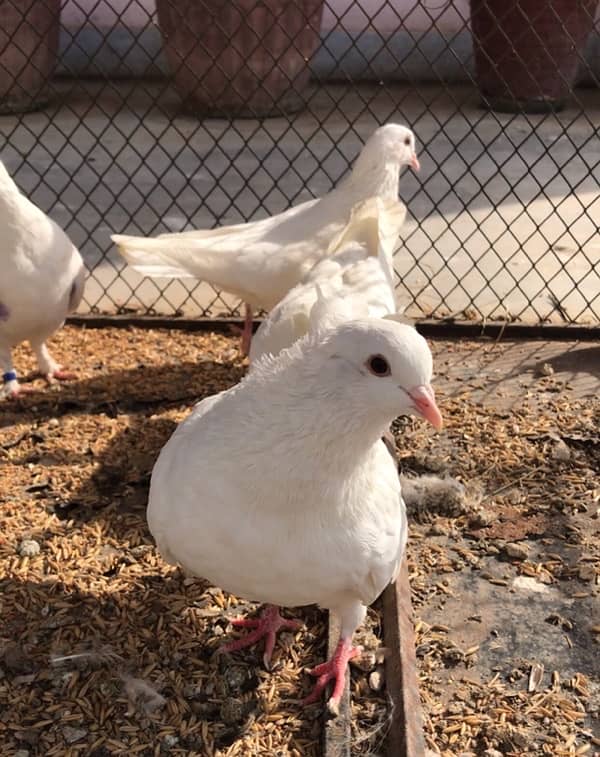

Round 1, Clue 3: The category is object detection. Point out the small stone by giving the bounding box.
[552,440,571,461]
[14,750,30,757]
[182,682,204,699]
[511,731,529,749]
[17,539,40,557]
[368,668,385,691]
[48,418,60,427]
[469,509,494,527]
[351,649,378,672]
[220,697,245,725]
[484,750,503,757]
[224,665,251,693]
[538,363,554,377]
[62,726,87,744]
[578,565,596,582]
[429,521,448,536]
[161,734,179,749]
[505,542,529,560]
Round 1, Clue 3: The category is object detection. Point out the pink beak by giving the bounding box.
[410,153,420,172]
[408,384,443,430]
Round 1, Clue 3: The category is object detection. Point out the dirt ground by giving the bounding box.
[0,325,598,756]
[395,336,600,756]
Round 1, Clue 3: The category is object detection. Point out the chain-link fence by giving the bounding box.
[0,0,598,324]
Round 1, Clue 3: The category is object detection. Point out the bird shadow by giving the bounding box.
[524,344,600,380]
[434,338,600,410]
[0,357,246,524]
[0,571,323,755]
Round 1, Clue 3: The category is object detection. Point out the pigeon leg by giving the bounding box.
[303,602,366,714]
[240,303,254,356]
[303,637,360,715]
[30,340,76,383]
[219,604,302,669]
[0,345,22,398]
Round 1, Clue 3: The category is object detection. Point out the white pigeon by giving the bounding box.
[248,194,407,364]
[0,160,85,398]
[147,316,442,713]
[112,123,419,353]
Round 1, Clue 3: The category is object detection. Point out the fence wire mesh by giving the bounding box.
[0,0,598,325]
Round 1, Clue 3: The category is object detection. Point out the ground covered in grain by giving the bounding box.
[0,326,598,756]
[0,326,387,757]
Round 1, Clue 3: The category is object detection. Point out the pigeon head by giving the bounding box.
[315,318,442,430]
[363,124,420,172]
[346,124,420,200]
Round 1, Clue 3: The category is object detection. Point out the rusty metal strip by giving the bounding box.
[323,613,351,757]
[66,314,600,341]
[383,560,426,756]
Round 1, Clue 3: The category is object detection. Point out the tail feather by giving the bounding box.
[111,233,246,288]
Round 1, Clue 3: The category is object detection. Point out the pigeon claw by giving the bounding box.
[303,638,360,713]
[2,383,31,399]
[46,368,77,383]
[219,604,302,669]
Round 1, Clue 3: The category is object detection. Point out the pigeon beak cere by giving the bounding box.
[408,384,443,430]
[410,153,420,172]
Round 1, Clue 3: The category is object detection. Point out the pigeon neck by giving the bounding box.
[343,155,401,201]
[0,182,26,222]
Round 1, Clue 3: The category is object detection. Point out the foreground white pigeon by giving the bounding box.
[147,315,442,713]
[0,161,85,398]
[248,194,406,364]
[112,123,419,352]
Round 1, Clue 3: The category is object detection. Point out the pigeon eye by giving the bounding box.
[404,136,411,146]
[366,354,391,377]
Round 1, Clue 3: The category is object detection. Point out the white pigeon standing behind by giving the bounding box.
[248,195,409,364]
[0,161,85,398]
[112,123,420,352]
[147,316,442,714]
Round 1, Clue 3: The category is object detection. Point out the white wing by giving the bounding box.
[249,196,406,363]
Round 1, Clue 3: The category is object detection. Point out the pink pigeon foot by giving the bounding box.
[6,384,33,399]
[303,637,360,715]
[219,604,302,669]
[46,368,76,383]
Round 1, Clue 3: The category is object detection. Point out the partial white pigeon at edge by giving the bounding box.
[147,316,442,714]
[0,161,85,399]
[248,194,409,364]
[111,123,419,352]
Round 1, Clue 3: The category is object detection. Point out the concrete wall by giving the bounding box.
[58,0,600,82]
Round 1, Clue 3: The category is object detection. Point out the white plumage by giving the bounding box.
[111,123,419,319]
[147,316,442,712]
[0,161,85,398]
[248,195,407,364]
